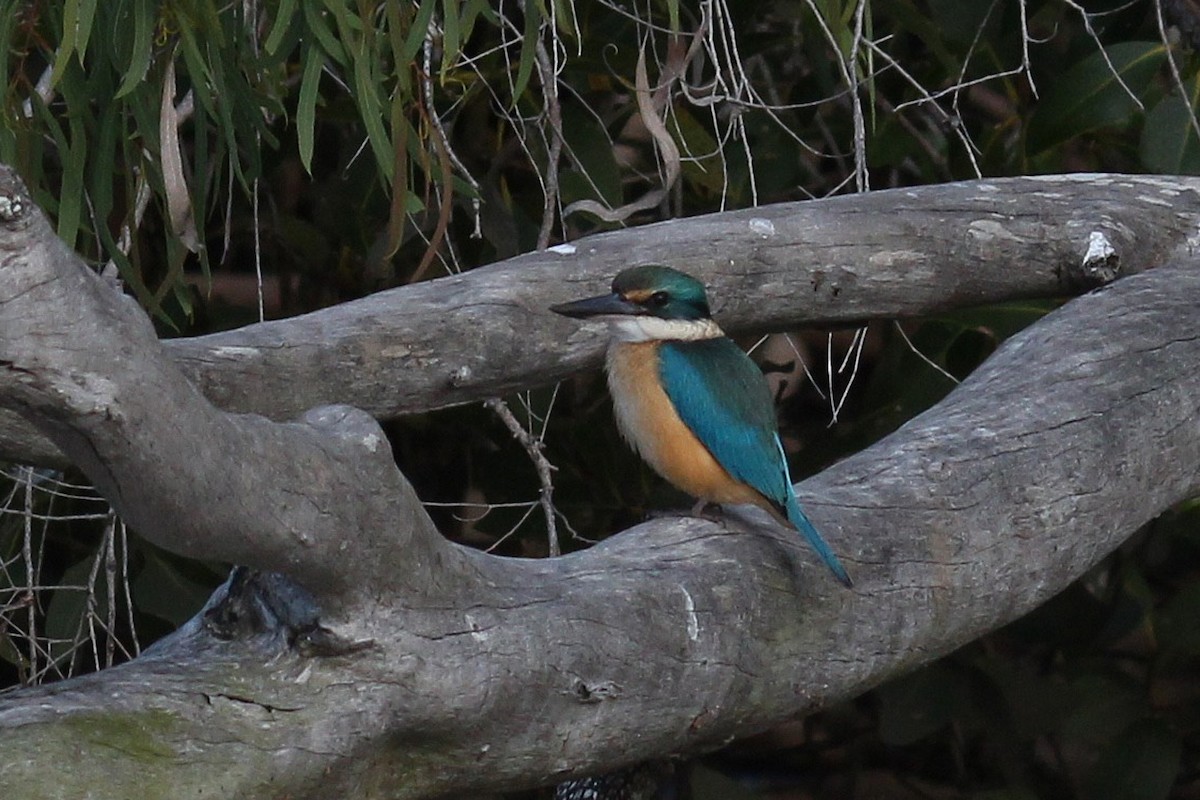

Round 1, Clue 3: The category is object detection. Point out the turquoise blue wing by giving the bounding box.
[658,338,790,507]
[659,339,852,586]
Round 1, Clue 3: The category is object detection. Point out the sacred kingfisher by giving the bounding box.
[551,265,852,587]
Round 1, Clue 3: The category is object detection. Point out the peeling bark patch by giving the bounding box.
[0,192,27,221]
[379,344,413,358]
[868,250,925,268]
[465,612,490,642]
[63,373,120,417]
[548,243,577,255]
[967,219,1023,244]
[570,679,622,703]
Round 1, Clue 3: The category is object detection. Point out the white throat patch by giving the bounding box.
[607,315,724,342]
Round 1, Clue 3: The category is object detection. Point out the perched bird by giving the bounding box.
[551,265,851,587]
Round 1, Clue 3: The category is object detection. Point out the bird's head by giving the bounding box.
[550,266,719,342]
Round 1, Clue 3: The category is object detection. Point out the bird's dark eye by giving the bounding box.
[647,291,669,307]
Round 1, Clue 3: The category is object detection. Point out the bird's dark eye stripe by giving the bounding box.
[648,291,669,306]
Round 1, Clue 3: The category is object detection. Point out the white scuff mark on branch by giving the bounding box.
[465,613,490,643]
[681,585,699,642]
[1084,231,1116,265]
[1079,230,1121,284]
[210,346,263,359]
[748,218,776,236]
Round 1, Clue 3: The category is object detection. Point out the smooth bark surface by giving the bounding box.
[0,164,1198,798]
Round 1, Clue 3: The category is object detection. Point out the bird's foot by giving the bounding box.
[642,502,726,526]
[689,500,727,525]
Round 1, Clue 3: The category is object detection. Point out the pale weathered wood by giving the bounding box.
[4,173,1200,466]
[0,158,1197,797]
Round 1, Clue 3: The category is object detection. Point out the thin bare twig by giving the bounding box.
[1059,0,1148,110]
[484,398,561,557]
[530,7,565,249]
[1155,0,1200,145]
[826,327,868,423]
[849,0,870,191]
[893,321,961,386]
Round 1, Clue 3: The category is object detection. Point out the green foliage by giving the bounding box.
[1142,84,1200,174]
[1026,40,1169,157]
[4,0,1196,323]
[0,0,501,320]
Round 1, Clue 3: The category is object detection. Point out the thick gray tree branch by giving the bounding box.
[3,173,1200,466]
[0,169,454,618]
[0,162,1196,798]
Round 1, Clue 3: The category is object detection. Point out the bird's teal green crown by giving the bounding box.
[613,265,711,320]
[550,265,712,321]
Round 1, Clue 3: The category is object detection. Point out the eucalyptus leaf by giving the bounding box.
[298,43,326,174]
[114,0,154,99]
[400,0,439,65]
[1026,41,1166,155]
[1140,92,1200,175]
[513,0,542,104]
[263,0,298,55]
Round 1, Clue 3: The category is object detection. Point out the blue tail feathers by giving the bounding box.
[786,494,853,588]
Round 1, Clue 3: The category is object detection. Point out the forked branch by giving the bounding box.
[0,161,1196,797]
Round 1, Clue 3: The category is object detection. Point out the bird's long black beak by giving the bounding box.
[549,292,643,319]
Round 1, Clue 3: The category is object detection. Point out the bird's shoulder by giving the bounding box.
[657,337,777,429]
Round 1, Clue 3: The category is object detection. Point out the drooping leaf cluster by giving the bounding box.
[1,1,1196,324]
